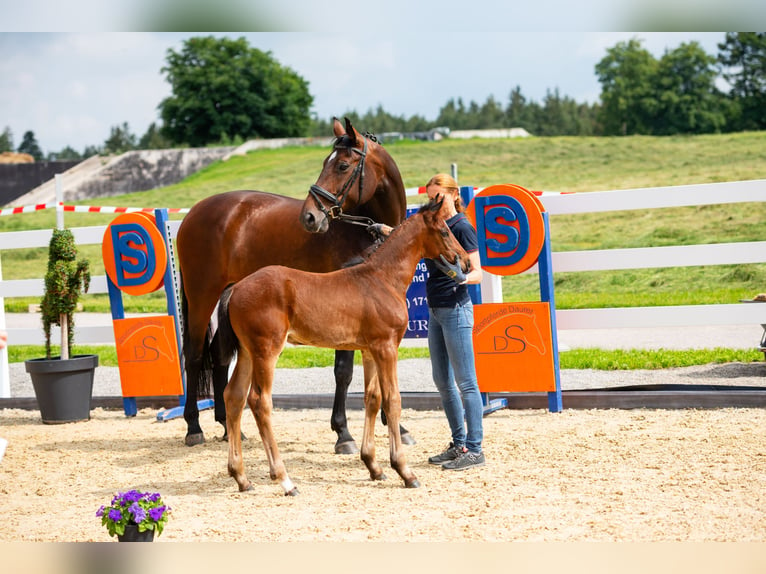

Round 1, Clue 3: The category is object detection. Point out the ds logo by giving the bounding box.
[102,212,167,296]
[465,184,546,276]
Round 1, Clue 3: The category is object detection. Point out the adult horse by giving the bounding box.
[215,197,470,494]
[176,118,409,453]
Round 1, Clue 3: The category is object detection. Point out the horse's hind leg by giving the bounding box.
[375,347,419,489]
[380,409,416,446]
[331,350,359,455]
[210,334,245,442]
[249,354,298,496]
[224,353,253,492]
[360,352,385,481]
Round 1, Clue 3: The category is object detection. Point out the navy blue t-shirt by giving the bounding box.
[425,212,479,308]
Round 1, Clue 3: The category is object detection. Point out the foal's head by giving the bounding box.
[418,196,470,273]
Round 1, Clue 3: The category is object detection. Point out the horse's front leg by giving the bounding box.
[360,351,385,481]
[375,346,419,489]
[249,356,298,496]
[331,350,359,455]
[224,355,252,492]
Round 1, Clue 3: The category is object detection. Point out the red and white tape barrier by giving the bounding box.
[2,188,571,216]
[0,202,190,216]
[405,186,571,197]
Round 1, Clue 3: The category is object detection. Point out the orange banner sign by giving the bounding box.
[113,316,183,397]
[473,302,556,393]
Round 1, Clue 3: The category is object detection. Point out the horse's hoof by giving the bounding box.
[335,440,359,455]
[372,473,387,482]
[185,433,205,447]
[400,432,416,446]
[238,482,253,492]
[285,487,299,497]
[405,479,421,489]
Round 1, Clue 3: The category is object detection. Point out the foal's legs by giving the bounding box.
[210,335,244,442]
[248,354,298,496]
[373,345,419,489]
[359,352,385,481]
[224,352,253,492]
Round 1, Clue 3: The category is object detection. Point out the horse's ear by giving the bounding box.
[344,117,362,147]
[431,194,445,212]
[333,117,344,138]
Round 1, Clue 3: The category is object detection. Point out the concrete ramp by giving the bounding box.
[9,154,111,205]
[11,147,234,205]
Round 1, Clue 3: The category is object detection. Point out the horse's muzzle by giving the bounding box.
[301,208,329,233]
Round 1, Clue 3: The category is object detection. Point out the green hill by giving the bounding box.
[1,131,765,312]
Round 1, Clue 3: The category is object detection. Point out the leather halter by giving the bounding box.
[308,136,375,227]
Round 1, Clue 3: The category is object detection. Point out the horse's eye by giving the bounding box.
[338,162,350,172]
[440,228,449,237]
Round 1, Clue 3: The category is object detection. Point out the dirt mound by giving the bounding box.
[0,152,34,164]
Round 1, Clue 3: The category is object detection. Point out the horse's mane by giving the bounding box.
[356,197,440,267]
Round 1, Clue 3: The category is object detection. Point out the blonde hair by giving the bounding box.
[425,173,464,212]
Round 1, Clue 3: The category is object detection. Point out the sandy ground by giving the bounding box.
[1,403,765,542]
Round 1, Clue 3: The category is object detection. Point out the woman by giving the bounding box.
[423,173,485,471]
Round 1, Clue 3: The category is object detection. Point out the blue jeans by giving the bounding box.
[428,302,484,454]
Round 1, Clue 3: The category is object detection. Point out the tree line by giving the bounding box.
[2,32,763,161]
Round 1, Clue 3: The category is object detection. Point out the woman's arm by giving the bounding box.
[463,251,483,285]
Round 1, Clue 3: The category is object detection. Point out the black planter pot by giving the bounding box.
[25,354,99,424]
[117,523,155,542]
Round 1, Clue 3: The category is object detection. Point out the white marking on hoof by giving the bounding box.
[281,478,296,494]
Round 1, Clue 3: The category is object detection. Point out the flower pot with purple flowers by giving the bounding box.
[97,489,170,541]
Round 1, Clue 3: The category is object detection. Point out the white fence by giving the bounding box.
[1,179,765,344]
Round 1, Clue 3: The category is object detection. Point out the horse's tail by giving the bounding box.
[215,284,240,368]
[179,270,191,368]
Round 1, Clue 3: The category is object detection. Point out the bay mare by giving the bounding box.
[176,118,408,452]
[214,197,469,494]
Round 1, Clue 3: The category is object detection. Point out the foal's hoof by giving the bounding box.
[334,440,359,455]
[185,432,205,447]
[400,432,416,446]
[405,479,421,489]
[285,487,299,497]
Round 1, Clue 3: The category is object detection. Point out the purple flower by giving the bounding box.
[122,490,142,504]
[96,505,105,517]
[129,502,147,523]
[149,506,165,521]
[108,508,122,522]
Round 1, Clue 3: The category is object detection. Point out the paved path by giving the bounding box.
[4,313,765,399]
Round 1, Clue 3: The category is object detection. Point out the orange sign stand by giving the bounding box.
[102,209,188,417]
[467,184,563,413]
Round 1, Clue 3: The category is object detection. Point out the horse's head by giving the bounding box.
[300,117,404,233]
[419,196,471,274]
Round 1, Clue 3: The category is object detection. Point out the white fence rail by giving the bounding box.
[1,180,765,346]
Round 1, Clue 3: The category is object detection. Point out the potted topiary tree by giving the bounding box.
[24,228,99,424]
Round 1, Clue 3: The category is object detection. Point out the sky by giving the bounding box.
[0,31,731,155]
[2,0,763,156]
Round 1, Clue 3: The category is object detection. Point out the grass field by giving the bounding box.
[2,131,765,368]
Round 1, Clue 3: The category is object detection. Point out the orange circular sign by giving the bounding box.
[465,184,546,276]
[102,212,167,295]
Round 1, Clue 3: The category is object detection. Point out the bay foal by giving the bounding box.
[214,197,469,494]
